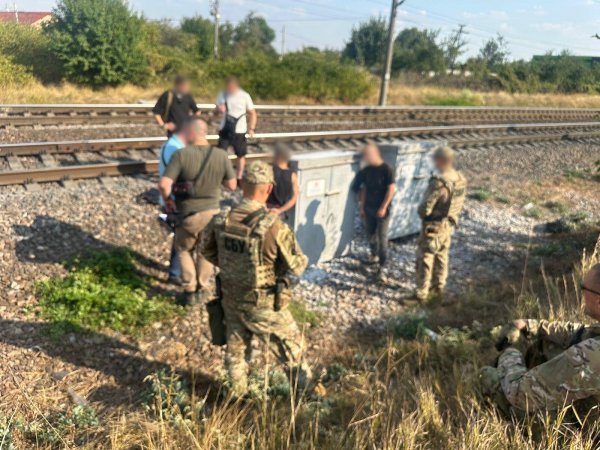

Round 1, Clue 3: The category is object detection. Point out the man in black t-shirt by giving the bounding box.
[352,144,396,282]
[153,75,200,137]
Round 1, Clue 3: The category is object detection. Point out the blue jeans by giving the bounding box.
[169,238,181,278]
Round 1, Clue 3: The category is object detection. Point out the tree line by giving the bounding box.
[0,0,597,100]
[343,17,600,95]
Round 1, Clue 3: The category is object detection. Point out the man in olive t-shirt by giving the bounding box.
[159,119,237,305]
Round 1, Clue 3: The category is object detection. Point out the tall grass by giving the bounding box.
[7,80,600,107]
[6,235,599,448]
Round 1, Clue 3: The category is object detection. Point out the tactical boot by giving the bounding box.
[361,254,378,265]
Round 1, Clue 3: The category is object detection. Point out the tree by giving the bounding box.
[392,28,446,74]
[232,13,276,55]
[479,34,509,71]
[181,15,235,59]
[46,0,149,87]
[342,16,387,70]
[442,25,467,71]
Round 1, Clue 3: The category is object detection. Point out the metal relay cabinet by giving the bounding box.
[379,141,443,240]
[288,150,359,265]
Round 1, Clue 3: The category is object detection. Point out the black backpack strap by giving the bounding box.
[192,146,215,185]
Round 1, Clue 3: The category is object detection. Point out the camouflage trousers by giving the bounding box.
[415,225,452,300]
[222,296,311,397]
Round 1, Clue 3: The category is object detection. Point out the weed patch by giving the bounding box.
[543,200,569,215]
[469,186,494,202]
[523,204,544,219]
[14,405,98,447]
[289,300,322,328]
[36,248,180,337]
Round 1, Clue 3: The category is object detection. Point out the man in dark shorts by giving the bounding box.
[267,143,299,219]
[216,77,257,180]
[352,144,396,282]
[153,75,200,136]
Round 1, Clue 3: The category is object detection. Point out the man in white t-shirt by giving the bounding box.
[216,77,257,180]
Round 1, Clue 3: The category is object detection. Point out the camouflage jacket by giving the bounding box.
[418,168,466,225]
[498,320,600,412]
[201,198,308,305]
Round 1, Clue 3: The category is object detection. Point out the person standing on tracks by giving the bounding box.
[153,75,200,137]
[216,77,257,181]
[158,118,194,285]
[414,146,467,304]
[267,143,299,220]
[351,144,396,283]
[158,119,237,306]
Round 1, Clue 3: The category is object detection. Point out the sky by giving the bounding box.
[10,0,600,60]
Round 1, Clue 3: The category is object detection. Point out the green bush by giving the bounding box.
[0,23,63,83]
[203,49,372,102]
[0,54,35,86]
[36,248,180,336]
[46,0,150,87]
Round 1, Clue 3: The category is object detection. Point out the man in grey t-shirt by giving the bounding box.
[159,119,237,305]
[216,77,257,180]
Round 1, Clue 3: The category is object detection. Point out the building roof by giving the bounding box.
[0,11,52,26]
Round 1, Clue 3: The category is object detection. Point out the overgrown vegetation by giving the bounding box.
[36,248,180,336]
[0,0,371,102]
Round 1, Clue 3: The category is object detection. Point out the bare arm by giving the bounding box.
[247,109,257,137]
[222,178,237,191]
[379,183,396,212]
[158,176,174,206]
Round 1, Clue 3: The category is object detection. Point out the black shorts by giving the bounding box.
[218,131,248,157]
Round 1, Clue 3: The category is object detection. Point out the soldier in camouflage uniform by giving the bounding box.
[201,161,312,397]
[415,146,467,303]
[481,264,600,414]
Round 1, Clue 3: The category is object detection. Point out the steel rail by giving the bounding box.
[2,121,600,156]
[0,153,268,186]
[2,122,600,186]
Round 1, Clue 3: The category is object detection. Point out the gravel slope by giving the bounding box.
[0,141,598,412]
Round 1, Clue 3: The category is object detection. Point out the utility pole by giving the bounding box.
[210,0,220,59]
[378,0,406,106]
[280,25,286,60]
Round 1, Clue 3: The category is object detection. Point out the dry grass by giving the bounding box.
[3,235,599,449]
[5,79,600,108]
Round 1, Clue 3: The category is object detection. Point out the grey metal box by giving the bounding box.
[379,141,444,240]
[289,150,359,265]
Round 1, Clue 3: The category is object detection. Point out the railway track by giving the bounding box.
[1,104,600,130]
[2,121,600,187]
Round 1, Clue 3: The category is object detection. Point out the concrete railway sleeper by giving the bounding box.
[2,122,600,187]
[1,104,600,129]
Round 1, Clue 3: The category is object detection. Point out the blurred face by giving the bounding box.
[434,157,451,172]
[226,79,239,94]
[176,81,190,95]
[582,270,600,320]
[362,145,381,166]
